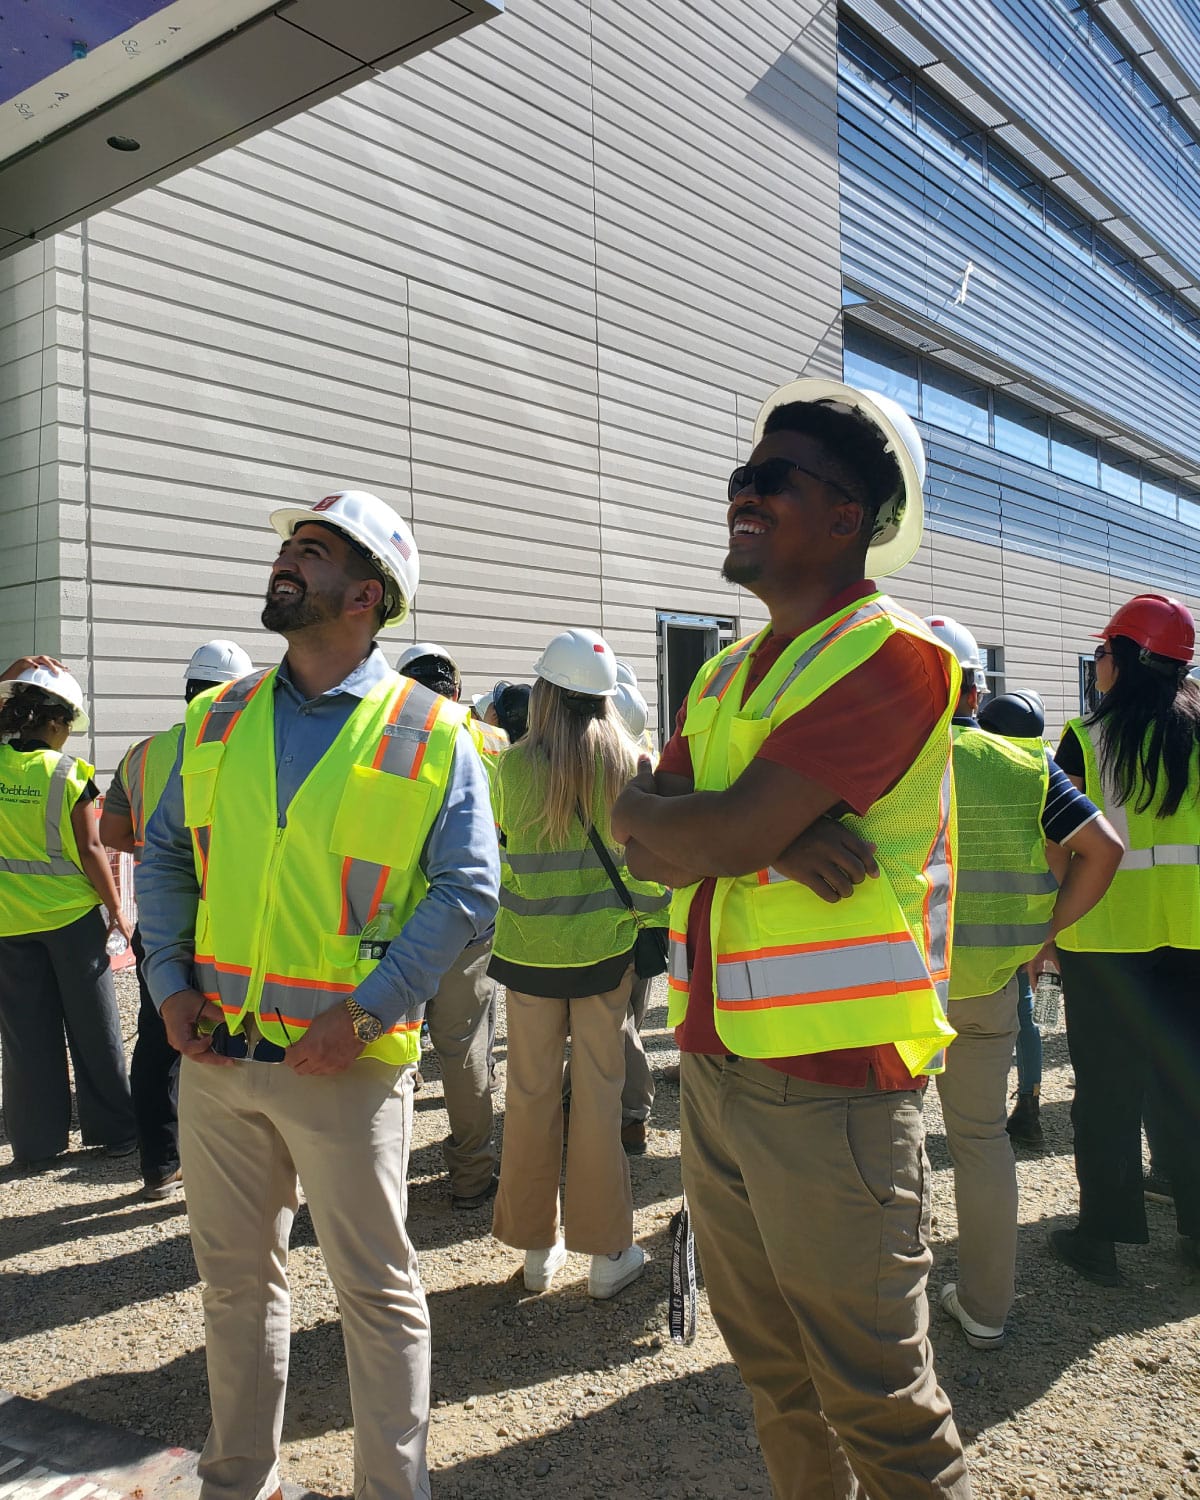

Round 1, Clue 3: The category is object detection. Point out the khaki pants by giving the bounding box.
[681,1053,971,1500]
[561,970,656,1123]
[493,967,634,1255]
[180,1055,430,1500]
[425,939,497,1197]
[935,979,1020,1329]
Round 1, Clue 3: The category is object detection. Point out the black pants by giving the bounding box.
[130,925,180,1180]
[0,908,134,1161]
[1060,947,1200,1242]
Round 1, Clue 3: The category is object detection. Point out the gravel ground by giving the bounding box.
[2,972,1199,1499]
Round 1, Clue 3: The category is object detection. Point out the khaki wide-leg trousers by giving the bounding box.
[934,978,1021,1330]
[681,1053,971,1500]
[180,1055,430,1500]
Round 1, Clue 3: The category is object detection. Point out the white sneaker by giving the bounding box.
[523,1237,568,1293]
[940,1282,1006,1350]
[588,1244,646,1300]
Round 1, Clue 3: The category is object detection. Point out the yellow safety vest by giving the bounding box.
[949,727,1056,1000]
[460,711,508,790]
[118,725,183,860]
[181,668,461,1062]
[492,745,669,971]
[0,744,98,937]
[1058,716,1200,952]
[667,595,959,1075]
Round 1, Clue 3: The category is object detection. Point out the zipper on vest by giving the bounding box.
[246,826,287,1022]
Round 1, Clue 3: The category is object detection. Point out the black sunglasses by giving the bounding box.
[1093,644,1111,663]
[209,1009,293,1063]
[727,458,860,507]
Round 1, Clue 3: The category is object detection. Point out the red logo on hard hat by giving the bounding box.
[312,495,340,512]
[594,643,606,652]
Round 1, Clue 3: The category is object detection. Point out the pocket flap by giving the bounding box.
[330,764,435,869]
[181,740,225,828]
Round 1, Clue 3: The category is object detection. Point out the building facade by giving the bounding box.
[3,0,1199,771]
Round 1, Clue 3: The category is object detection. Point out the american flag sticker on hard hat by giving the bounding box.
[391,530,412,560]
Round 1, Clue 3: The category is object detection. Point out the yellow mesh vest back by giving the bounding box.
[667,595,959,1076]
[182,669,460,1063]
[1057,717,1200,952]
[492,744,669,970]
[119,724,183,859]
[0,745,98,937]
[949,727,1055,999]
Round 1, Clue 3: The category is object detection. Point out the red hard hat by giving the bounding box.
[1096,594,1195,664]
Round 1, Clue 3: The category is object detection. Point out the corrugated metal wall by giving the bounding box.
[32,0,842,772]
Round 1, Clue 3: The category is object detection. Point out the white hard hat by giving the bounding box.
[925,615,988,691]
[397,641,459,677]
[269,490,419,627]
[0,665,89,732]
[614,659,639,689]
[534,628,618,697]
[612,681,648,739]
[471,689,494,719]
[185,640,254,685]
[752,378,926,577]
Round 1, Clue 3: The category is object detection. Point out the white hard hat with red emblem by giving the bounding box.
[269,490,419,627]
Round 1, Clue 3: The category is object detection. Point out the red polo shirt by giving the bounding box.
[658,582,949,1090]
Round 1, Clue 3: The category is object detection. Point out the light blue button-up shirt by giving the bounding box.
[137,645,500,1032]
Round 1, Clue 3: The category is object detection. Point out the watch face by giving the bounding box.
[356,1013,384,1043]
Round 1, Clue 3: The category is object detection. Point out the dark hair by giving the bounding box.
[762,399,902,527]
[1088,633,1200,816]
[401,655,459,700]
[0,684,74,739]
[979,691,1046,739]
[493,682,531,742]
[185,678,213,704]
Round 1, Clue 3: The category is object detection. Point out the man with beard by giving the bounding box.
[137,491,500,1500]
[613,381,972,1498]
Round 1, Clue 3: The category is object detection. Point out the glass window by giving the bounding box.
[921,363,989,441]
[981,646,1005,708]
[1142,474,1178,518]
[1079,655,1099,715]
[988,143,1044,218]
[839,23,913,118]
[843,325,919,413]
[1179,487,1200,527]
[994,393,1049,466]
[1051,420,1099,487]
[1046,193,1092,254]
[915,86,984,166]
[1099,445,1141,504]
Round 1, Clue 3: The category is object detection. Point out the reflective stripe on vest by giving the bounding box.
[121,726,183,855]
[714,930,932,1008]
[955,870,1058,894]
[954,921,1050,947]
[759,602,889,713]
[499,884,669,919]
[0,755,79,876]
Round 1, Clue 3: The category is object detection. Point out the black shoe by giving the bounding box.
[1005,1093,1044,1151]
[1049,1227,1123,1286]
[451,1172,499,1211]
[105,1139,138,1159]
[1143,1169,1174,1205]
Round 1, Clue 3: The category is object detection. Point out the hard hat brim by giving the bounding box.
[752,377,925,578]
[0,675,89,732]
[269,506,411,627]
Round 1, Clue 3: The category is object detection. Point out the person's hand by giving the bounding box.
[160,987,234,1065]
[284,1003,365,1076]
[2,655,65,682]
[771,817,879,902]
[107,909,134,945]
[1028,939,1059,981]
[612,756,657,844]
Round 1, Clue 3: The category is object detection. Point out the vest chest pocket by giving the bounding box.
[330,764,434,870]
[724,715,773,781]
[181,741,225,828]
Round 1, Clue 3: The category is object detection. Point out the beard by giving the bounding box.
[261,584,340,633]
[721,554,762,587]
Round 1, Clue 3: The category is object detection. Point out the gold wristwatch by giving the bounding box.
[344,997,384,1044]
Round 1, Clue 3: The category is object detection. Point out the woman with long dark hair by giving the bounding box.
[1051,594,1200,1282]
[489,629,667,1298]
[0,667,135,1166]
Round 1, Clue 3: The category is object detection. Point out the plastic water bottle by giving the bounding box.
[106,930,129,958]
[1033,967,1062,1029]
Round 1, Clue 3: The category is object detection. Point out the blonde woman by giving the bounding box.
[490,628,668,1297]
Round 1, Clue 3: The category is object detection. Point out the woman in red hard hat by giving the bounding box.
[1051,593,1200,1284]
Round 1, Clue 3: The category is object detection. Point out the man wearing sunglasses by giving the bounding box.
[136,491,499,1500]
[614,380,972,1498]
